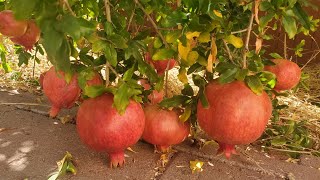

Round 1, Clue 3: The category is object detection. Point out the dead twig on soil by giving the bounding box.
[0,102,50,107]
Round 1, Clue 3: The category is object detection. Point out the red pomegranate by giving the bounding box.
[152,58,176,75]
[10,20,40,51]
[0,10,28,37]
[143,105,190,152]
[76,94,145,167]
[197,81,272,158]
[86,72,103,86]
[43,67,81,118]
[138,79,164,104]
[264,59,301,91]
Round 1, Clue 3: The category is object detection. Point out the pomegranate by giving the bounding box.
[138,79,164,104]
[197,81,272,158]
[152,58,176,75]
[10,20,40,51]
[142,104,190,152]
[264,59,301,91]
[0,10,28,37]
[76,94,145,167]
[43,67,81,118]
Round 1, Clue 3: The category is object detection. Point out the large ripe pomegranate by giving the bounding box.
[152,58,176,75]
[264,59,301,91]
[143,104,190,152]
[10,20,40,51]
[43,67,81,118]
[0,10,28,37]
[76,94,145,167]
[197,81,272,158]
[138,79,164,104]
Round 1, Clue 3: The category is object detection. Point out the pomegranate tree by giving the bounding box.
[76,94,145,167]
[264,59,301,91]
[197,81,272,158]
[10,20,41,51]
[0,10,28,37]
[143,104,190,152]
[43,67,81,118]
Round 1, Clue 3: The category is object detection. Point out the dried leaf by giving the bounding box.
[186,31,201,39]
[126,147,137,153]
[48,152,77,180]
[255,0,261,24]
[213,10,222,18]
[190,160,204,173]
[207,36,217,72]
[255,37,263,54]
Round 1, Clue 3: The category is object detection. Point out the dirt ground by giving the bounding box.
[0,88,320,180]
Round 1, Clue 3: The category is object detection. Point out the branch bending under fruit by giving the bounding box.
[134,0,169,48]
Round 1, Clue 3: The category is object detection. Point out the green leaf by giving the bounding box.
[152,48,175,60]
[260,12,275,29]
[235,69,248,81]
[179,106,191,123]
[159,95,191,109]
[48,152,76,180]
[153,37,163,49]
[181,84,194,96]
[10,0,39,19]
[199,90,209,109]
[224,35,243,48]
[113,83,142,115]
[260,1,272,11]
[282,15,297,39]
[271,137,287,146]
[292,3,311,30]
[215,62,237,73]
[269,53,283,59]
[288,0,297,8]
[104,21,114,35]
[245,76,264,95]
[104,43,117,67]
[84,86,115,98]
[138,60,159,83]
[166,31,181,43]
[218,68,238,84]
[108,34,128,49]
[123,65,135,81]
[161,11,187,28]
[56,15,96,41]
[17,50,32,66]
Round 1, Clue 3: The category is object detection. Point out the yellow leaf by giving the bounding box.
[178,68,188,84]
[187,51,199,66]
[179,106,191,122]
[186,31,201,39]
[190,160,204,173]
[178,41,191,61]
[225,34,243,48]
[198,32,211,43]
[207,37,217,72]
[213,10,222,18]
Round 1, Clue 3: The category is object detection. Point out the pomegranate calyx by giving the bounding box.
[216,142,237,159]
[109,151,125,168]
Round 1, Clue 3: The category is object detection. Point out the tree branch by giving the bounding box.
[104,0,112,87]
[134,0,169,48]
[223,39,234,63]
[242,13,254,69]
[63,0,76,16]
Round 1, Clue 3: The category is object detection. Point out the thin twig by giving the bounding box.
[284,34,287,59]
[107,63,122,79]
[104,0,112,87]
[0,102,50,107]
[127,4,136,31]
[63,0,76,16]
[301,50,320,70]
[134,0,169,48]
[243,13,255,69]
[223,39,234,63]
[231,28,248,34]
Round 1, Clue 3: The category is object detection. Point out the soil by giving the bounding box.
[1,88,320,180]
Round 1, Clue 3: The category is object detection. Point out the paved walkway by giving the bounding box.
[0,89,320,180]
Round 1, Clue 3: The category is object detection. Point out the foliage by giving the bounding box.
[0,0,319,157]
